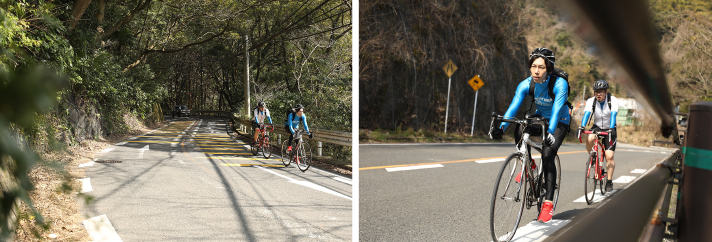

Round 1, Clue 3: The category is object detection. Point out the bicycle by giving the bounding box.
[488,113,561,242]
[578,129,610,204]
[280,129,312,172]
[251,124,274,159]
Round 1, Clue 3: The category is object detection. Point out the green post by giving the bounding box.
[679,102,712,241]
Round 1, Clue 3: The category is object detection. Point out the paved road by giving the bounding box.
[80,116,352,241]
[359,141,675,241]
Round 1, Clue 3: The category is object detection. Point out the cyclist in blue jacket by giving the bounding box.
[284,104,313,152]
[489,47,570,223]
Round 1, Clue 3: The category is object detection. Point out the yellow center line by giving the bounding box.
[191,141,245,144]
[359,150,588,170]
[196,148,247,151]
[194,157,280,161]
[196,144,246,147]
[124,141,179,143]
[203,152,253,155]
[220,164,285,167]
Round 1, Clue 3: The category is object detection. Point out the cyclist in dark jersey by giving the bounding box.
[489,47,570,223]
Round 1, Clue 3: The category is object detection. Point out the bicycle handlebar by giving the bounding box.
[577,129,610,143]
[490,112,550,130]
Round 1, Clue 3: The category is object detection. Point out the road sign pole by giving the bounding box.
[444,76,452,134]
[470,90,479,136]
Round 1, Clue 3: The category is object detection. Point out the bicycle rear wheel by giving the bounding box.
[296,142,312,172]
[584,152,597,204]
[490,152,527,242]
[262,136,272,159]
[281,140,291,166]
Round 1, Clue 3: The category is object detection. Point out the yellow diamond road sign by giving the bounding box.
[443,60,458,77]
[468,75,485,92]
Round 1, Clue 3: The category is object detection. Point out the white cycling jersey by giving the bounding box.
[254,108,271,124]
[583,95,619,129]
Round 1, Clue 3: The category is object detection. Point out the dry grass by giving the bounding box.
[13,114,167,241]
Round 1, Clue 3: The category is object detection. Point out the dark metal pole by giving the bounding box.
[678,102,712,241]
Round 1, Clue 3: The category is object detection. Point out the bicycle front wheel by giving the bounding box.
[262,136,272,159]
[584,152,597,204]
[599,157,608,195]
[281,140,291,166]
[490,152,527,242]
[296,142,312,172]
[251,137,259,156]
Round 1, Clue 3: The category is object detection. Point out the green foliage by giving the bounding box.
[0,6,69,239]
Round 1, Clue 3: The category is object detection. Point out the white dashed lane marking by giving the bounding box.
[83,214,123,242]
[573,189,619,203]
[385,164,444,172]
[630,169,647,174]
[493,219,571,242]
[613,176,636,183]
[78,178,93,193]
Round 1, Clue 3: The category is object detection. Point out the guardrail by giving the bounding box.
[161,110,352,147]
[228,114,354,165]
[228,114,352,147]
[549,150,682,242]
[162,110,231,117]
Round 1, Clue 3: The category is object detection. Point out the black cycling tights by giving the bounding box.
[514,122,568,201]
[284,125,296,146]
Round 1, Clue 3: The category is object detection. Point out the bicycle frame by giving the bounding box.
[256,125,273,148]
[492,114,549,206]
[579,130,608,181]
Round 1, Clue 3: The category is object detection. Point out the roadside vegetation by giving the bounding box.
[1,0,350,240]
[360,0,705,147]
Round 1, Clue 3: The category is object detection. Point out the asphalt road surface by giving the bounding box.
[359,141,675,241]
[80,116,352,241]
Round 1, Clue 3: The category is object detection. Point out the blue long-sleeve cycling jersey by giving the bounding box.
[285,113,310,134]
[499,75,571,134]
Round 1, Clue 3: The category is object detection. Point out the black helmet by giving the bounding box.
[529,47,555,65]
[593,80,609,90]
[294,104,304,111]
[257,101,265,107]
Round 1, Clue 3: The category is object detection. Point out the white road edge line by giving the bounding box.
[573,189,619,203]
[257,167,352,200]
[630,169,647,174]
[333,177,352,185]
[77,178,93,193]
[83,214,123,242]
[493,219,571,242]
[386,164,444,172]
[115,142,127,146]
[79,161,95,168]
[613,176,636,183]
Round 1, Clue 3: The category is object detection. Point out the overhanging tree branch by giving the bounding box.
[123,19,233,72]
[103,0,153,39]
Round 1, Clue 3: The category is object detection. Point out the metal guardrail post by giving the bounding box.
[679,102,712,241]
[318,141,322,156]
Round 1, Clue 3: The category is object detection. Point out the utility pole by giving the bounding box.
[583,85,586,102]
[244,35,250,116]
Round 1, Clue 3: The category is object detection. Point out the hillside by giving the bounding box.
[360,0,708,137]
